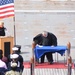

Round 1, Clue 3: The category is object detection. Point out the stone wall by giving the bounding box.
[1,0,75,51]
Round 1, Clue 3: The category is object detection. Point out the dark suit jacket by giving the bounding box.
[0,27,6,36]
[33,32,57,46]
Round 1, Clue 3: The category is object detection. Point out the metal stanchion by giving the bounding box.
[30,41,37,75]
[32,41,37,65]
[74,62,75,74]
[67,42,71,56]
[66,42,71,65]
[67,56,72,75]
[30,57,34,75]
[66,42,72,75]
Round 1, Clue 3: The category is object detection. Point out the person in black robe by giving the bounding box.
[33,31,57,64]
[0,22,6,36]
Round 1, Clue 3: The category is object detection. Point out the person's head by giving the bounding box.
[42,31,48,37]
[0,55,3,59]
[12,47,19,54]
[2,56,8,63]
[0,22,4,28]
[10,54,19,62]
[0,49,3,54]
[0,50,3,59]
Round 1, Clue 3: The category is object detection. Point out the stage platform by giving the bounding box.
[22,62,75,75]
[23,62,74,69]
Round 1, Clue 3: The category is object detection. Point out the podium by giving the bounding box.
[0,36,14,57]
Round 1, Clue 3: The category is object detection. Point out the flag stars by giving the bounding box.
[0,0,14,6]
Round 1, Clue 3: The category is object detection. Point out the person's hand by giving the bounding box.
[51,45,54,47]
[36,44,39,46]
[37,44,43,47]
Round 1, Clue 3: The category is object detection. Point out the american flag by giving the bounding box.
[0,0,14,19]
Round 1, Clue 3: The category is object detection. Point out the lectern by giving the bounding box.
[0,36,14,57]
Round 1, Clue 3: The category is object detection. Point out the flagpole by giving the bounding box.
[13,16,16,45]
